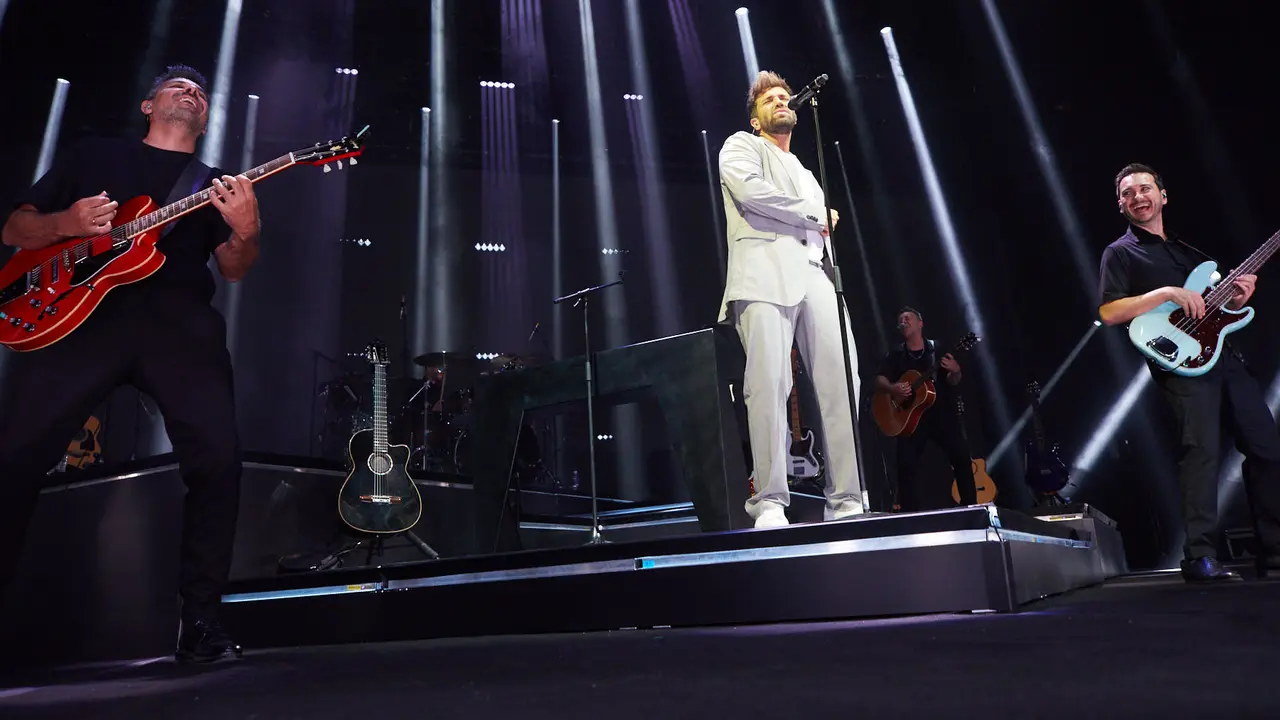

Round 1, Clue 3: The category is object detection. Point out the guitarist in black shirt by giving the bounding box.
[0,65,260,661]
[874,307,978,511]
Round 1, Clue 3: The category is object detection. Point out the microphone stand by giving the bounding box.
[807,93,870,510]
[553,272,625,545]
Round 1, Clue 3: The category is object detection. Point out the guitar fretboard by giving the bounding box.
[372,363,387,454]
[1206,228,1280,309]
[108,153,295,245]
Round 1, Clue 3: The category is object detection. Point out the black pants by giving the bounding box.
[896,402,978,511]
[1154,352,1280,560]
[0,301,241,623]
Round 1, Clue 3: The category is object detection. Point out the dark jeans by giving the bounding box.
[0,301,241,623]
[896,400,978,511]
[1154,352,1280,560]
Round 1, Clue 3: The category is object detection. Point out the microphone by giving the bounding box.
[788,74,829,111]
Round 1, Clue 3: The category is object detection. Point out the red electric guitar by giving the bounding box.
[0,128,367,351]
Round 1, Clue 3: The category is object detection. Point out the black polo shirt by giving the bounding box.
[1098,223,1250,372]
[877,339,960,401]
[1097,224,1213,308]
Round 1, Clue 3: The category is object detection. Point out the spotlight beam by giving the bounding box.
[33,78,70,183]
[579,0,640,500]
[979,0,1100,301]
[413,107,431,375]
[623,0,681,335]
[987,321,1100,470]
[223,93,259,366]
[429,0,452,349]
[199,0,243,168]
[833,141,886,354]
[880,27,1012,440]
[577,0,628,347]
[734,8,759,84]
[1072,366,1152,482]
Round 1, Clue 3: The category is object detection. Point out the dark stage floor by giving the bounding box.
[2,570,1278,719]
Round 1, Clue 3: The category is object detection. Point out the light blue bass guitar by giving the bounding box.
[1128,231,1277,376]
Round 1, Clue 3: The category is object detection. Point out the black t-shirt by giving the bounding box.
[877,340,960,400]
[17,138,228,313]
[1097,224,1212,308]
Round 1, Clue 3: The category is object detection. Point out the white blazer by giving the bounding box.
[716,131,830,322]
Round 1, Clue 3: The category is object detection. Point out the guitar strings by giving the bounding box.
[1175,229,1280,336]
[30,155,294,286]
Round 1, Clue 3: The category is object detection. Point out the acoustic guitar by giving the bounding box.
[337,341,423,534]
[873,332,980,437]
[951,397,997,505]
[65,415,102,469]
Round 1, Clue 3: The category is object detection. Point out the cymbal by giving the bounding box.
[413,351,484,369]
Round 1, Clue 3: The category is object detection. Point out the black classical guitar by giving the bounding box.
[1023,381,1070,498]
[337,341,423,534]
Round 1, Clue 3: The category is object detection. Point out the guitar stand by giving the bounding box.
[1034,492,1069,508]
[290,528,439,572]
[362,529,440,564]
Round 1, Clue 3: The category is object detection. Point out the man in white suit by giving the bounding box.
[718,70,864,528]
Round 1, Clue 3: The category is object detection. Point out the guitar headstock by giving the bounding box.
[364,340,390,367]
[293,125,369,172]
[954,332,981,353]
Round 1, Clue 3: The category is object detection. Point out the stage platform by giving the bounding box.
[1,453,1128,667]
[220,503,1127,651]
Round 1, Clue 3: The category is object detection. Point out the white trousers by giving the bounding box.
[734,265,863,519]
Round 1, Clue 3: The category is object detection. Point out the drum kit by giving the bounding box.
[316,348,552,483]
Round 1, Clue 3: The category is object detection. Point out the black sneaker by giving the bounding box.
[175,619,243,664]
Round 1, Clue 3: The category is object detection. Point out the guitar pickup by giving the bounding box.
[1146,337,1179,362]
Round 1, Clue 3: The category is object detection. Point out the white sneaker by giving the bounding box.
[754,504,790,529]
[823,500,864,522]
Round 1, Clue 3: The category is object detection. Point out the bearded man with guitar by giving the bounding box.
[1099,163,1280,583]
[874,307,978,511]
[717,71,864,529]
[0,66,258,661]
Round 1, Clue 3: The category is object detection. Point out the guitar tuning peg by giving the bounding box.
[349,158,358,166]
[336,160,344,170]
[323,164,332,173]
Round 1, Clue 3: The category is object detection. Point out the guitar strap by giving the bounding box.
[159,156,213,239]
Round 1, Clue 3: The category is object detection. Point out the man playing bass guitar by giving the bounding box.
[874,307,977,511]
[0,65,258,660]
[1098,163,1280,583]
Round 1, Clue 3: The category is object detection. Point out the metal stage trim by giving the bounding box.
[223,525,1092,606]
[225,582,383,604]
[205,505,1128,654]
